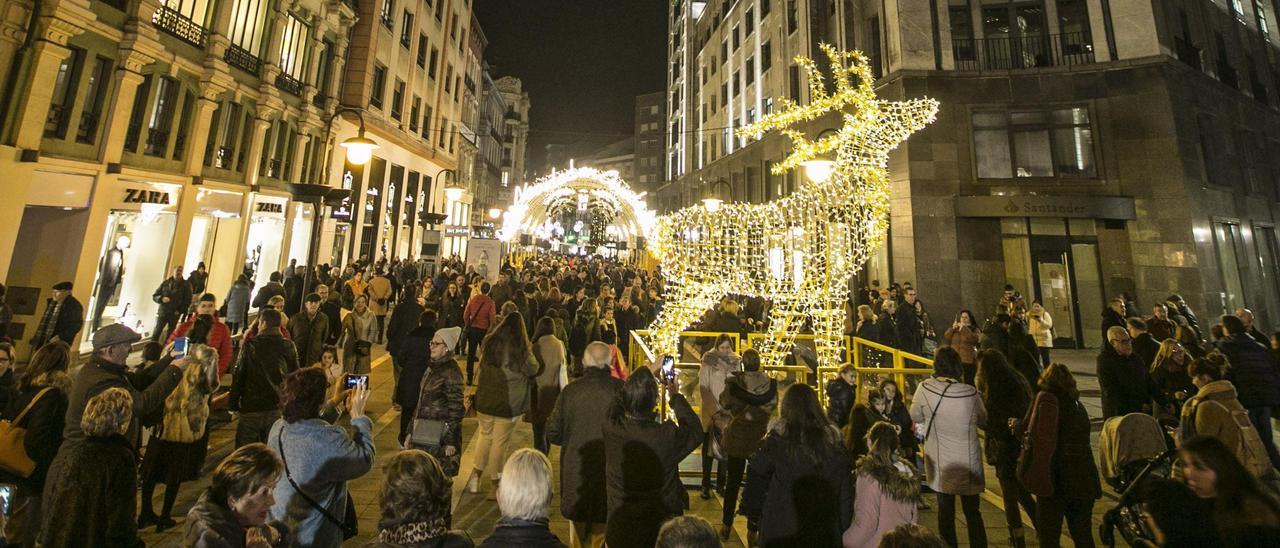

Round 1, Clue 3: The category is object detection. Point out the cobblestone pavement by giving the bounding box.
[134,347,1134,546]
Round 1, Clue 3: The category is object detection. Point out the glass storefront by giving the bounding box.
[287,202,314,267]
[1001,217,1103,348]
[245,195,288,302]
[85,182,182,347]
[183,188,244,298]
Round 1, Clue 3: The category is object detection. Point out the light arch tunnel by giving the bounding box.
[498,167,657,253]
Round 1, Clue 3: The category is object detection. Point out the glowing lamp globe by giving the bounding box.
[340,133,379,165]
[444,184,465,202]
[701,197,723,212]
[802,159,836,183]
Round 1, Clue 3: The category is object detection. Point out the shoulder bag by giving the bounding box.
[922,382,952,441]
[0,387,54,477]
[276,428,358,539]
[410,368,449,449]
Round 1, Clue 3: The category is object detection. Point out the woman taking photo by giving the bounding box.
[268,367,374,546]
[698,333,739,499]
[1018,363,1101,548]
[944,310,980,384]
[340,294,378,374]
[1178,353,1273,477]
[739,383,852,547]
[0,341,71,545]
[877,379,918,460]
[603,367,702,548]
[843,422,920,548]
[1150,339,1195,426]
[528,316,567,455]
[974,349,1037,548]
[184,443,289,547]
[465,312,537,495]
[1179,434,1280,546]
[909,346,987,547]
[369,450,473,547]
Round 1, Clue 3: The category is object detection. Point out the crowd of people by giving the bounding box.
[7,250,1280,548]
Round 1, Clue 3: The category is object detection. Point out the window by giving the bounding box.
[1196,113,1235,186]
[972,108,1097,179]
[789,65,801,101]
[867,17,882,77]
[435,0,444,20]
[445,64,453,93]
[144,76,179,157]
[124,76,151,152]
[450,14,458,42]
[227,0,269,54]
[409,96,420,132]
[721,83,728,105]
[732,25,740,50]
[380,0,394,28]
[172,90,195,161]
[428,47,440,78]
[417,33,427,67]
[746,57,755,84]
[733,71,741,96]
[370,65,386,109]
[721,40,728,63]
[315,39,335,101]
[76,56,112,144]
[401,10,413,48]
[762,41,772,71]
[787,0,798,34]
[423,106,433,140]
[1254,0,1270,37]
[745,8,754,35]
[278,15,310,78]
[45,48,83,139]
[761,0,771,17]
[391,79,404,119]
[454,76,461,101]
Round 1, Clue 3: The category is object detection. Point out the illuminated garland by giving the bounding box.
[499,167,655,244]
[645,45,939,370]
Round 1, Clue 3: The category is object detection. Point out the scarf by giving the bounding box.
[376,518,448,544]
[34,299,61,344]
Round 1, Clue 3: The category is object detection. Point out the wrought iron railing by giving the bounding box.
[267,158,282,179]
[312,94,329,109]
[224,44,262,76]
[275,72,304,96]
[152,5,209,49]
[952,32,1095,71]
[124,122,142,151]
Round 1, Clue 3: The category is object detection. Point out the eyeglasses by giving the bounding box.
[430,340,447,348]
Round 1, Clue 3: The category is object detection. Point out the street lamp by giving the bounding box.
[487,207,502,220]
[701,178,731,212]
[802,128,838,183]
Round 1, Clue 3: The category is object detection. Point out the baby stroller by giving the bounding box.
[1098,413,1169,491]
[1099,450,1177,547]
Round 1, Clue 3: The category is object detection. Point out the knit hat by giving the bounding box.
[435,326,462,350]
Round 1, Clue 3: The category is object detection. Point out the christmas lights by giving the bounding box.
[499,167,655,243]
[645,45,939,370]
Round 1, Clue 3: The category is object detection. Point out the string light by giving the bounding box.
[645,45,939,370]
[500,167,656,243]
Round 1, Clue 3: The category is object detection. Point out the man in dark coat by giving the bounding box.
[1168,294,1201,339]
[386,289,426,398]
[489,271,515,311]
[229,309,299,447]
[894,288,925,354]
[1146,303,1179,343]
[282,267,304,316]
[1219,314,1280,469]
[64,324,185,446]
[30,281,84,349]
[1127,317,1161,369]
[547,342,625,548]
[1097,326,1151,419]
[1235,307,1271,347]
[152,266,193,342]
[188,262,208,295]
[251,271,286,311]
[287,293,329,367]
[825,365,856,428]
[1101,297,1129,343]
[393,311,439,443]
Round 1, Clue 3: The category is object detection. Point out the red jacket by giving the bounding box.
[463,295,496,330]
[168,317,234,375]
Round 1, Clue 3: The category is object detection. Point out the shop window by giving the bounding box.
[228,0,269,55]
[89,201,181,342]
[1214,221,1247,313]
[246,197,289,302]
[971,107,1097,179]
[144,76,180,157]
[371,65,386,109]
[45,47,84,140]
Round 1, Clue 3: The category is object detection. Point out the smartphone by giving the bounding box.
[344,374,369,389]
[0,483,14,516]
[172,337,189,357]
[660,355,676,383]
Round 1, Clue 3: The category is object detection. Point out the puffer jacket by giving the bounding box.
[229,331,300,413]
[719,370,777,458]
[1220,334,1280,408]
[473,349,537,418]
[843,458,920,548]
[409,353,466,476]
[1179,379,1273,478]
[739,428,853,547]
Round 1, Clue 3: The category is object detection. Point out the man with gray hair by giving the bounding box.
[547,341,623,548]
[482,448,564,545]
[1096,325,1150,419]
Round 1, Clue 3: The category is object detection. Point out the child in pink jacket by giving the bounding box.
[844,422,921,547]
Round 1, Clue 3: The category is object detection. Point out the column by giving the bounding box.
[10,40,72,150]
[243,117,272,187]
[182,92,221,175]
[260,4,289,83]
[287,131,310,183]
[302,16,324,104]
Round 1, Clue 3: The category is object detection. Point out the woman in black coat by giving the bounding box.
[975,349,1037,548]
[404,326,466,477]
[878,379,918,460]
[394,310,438,441]
[739,384,853,547]
[0,341,71,546]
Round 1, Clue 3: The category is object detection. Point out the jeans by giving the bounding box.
[721,456,747,527]
[1035,496,1094,548]
[1039,346,1052,368]
[995,468,1037,540]
[235,410,281,448]
[465,327,486,384]
[937,493,987,548]
[153,310,180,342]
[473,413,518,479]
[701,434,725,490]
[1247,406,1280,469]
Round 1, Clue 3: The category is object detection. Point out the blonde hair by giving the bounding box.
[161,343,217,442]
[1151,338,1183,372]
[857,304,876,323]
[496,448,553,521]
[82,387,132,437]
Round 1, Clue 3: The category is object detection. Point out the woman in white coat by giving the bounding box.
[910,346,988,548]
[1028,300,1054,367]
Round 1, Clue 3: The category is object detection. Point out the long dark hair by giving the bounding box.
[611,366,659,423]
[975,349,1032,411]
[533,316,556,341]
[1180,435,1280,538]
[1036,363,1079,401]
[776,384,841,463]
[480,311,531,372]
[19,341,71,391]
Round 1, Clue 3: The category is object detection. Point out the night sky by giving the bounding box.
[473,1,668,179]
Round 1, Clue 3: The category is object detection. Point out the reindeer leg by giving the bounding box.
[753,298,804,376]
[645,284,718,364]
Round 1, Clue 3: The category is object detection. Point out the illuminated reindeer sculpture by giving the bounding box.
[646,45,938,370]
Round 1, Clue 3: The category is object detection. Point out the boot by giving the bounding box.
[719,524,732,541]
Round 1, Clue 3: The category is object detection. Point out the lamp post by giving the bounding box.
[701,178,732,212]
[290,106,379,298]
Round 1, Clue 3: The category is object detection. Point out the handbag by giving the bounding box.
[277,429,358,539]
[355,340,372,357]
[1016,394,1056,497]
[409,366,448,448]
[0,387,53,477]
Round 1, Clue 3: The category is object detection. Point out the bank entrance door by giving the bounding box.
[1004,218,1104,349]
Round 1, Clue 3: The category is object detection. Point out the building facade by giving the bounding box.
[665,0,1280,348]
[634,91,667,193]
[495,76,531,194]
[0,0,356,354]
[586,137,637,182]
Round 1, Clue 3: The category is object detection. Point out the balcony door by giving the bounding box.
[981,1,1048,69]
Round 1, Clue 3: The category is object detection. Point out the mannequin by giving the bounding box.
[93,235,129,329]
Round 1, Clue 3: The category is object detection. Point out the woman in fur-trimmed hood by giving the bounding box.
[843,421,921,548]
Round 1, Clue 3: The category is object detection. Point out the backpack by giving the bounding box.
[1200,399,1273,478]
